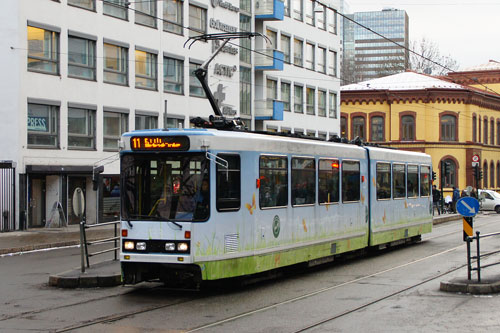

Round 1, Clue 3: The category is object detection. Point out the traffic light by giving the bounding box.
[432,171,436,181]
[473,165,478,179]
[479,169,483,180]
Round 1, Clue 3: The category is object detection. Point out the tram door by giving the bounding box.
[29,177,46,228]
[68,177,86,225]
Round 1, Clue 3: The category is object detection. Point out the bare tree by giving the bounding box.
[409,37,459,75]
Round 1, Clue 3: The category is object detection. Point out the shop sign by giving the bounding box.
[211,0,239,12]
[222,106,237,116]
[214,64,237,77]
[212,40,238,55]
[209,18,237,33]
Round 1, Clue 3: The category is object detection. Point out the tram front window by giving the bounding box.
[121,153,210,221]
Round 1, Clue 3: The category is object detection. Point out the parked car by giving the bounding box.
[478,190,500,213]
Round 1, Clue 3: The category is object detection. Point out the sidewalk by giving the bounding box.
[4,213,498,292]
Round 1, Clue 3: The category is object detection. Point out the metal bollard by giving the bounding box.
[79,220,86,273]
[476,231,481,282]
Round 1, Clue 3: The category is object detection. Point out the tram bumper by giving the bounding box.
[121,260,201,286]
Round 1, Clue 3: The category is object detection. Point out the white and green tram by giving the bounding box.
[119,128,433,285]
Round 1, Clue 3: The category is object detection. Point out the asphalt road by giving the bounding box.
[1,214,500,332]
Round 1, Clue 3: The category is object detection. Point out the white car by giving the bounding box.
[478,190,500,213]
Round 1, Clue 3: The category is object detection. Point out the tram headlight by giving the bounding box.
[165,242,175,251]
[124,241,135,251]
[177,242,189,252]
[136,242,147,251]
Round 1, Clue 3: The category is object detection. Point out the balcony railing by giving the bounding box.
[255,99,284,121]
[255,0,285,20]
[255,49,284,71]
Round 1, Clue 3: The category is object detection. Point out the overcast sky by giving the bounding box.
[343,1,500,70]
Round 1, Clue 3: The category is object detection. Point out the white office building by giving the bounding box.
[0,0,340,230]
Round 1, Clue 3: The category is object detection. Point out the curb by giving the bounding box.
[0,241,80,256]
[48,270,121,288]
[440,279,500,294]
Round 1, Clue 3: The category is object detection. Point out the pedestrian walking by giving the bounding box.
[432,185,441,215]
[452,186,460,213]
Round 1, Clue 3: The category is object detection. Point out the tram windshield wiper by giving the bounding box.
[128,215,183,229]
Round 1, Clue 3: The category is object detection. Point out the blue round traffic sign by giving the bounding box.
[456,197,480,217]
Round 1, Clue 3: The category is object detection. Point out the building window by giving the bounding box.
[490,161,495,188]
[240,14,251,64]
[441,115,457,141]
[68,35,96,80]
[135,114,158,130]
[292,158,315,205]
[305,0,314,25]
[443,159,457,188]
[294,85,303,113]
[401,115,415,141]
[240,0,251,13]
[497,162,500,188]
[68,0,95,10]
[135,50,157,90]
[103,43,128,85]
[293,38,303,67]
[280,34,291,63]
[340,116,347,137]
[240,66,251,116]
[27,103,59,148]
[189,4,207,37]
[318,90,326,117]
[27,25,59,74]
[327,8,336,34]
[305,43,314,70]
[165,117,184,128]
[342,161,360,202]
[266,79,278,110]
[164,57,184,94]
[306,87,315,115]
[484,117,488,144]
[293,0,303,21]
[472,115,477,142]
[328,50,337,77]
[329,92,337,118]
[266,29,277,50]
[491,119,495,145]
[259,156,288,208]
[281,82,291,112]
[284,0,291,17]
[136,0,157,28]
[352,116,365,140]
[103,0,128,20]
[483,161,488,188]
[370,116,384,141]
[163,0,183,35]
[103,111,128,150]
[317,5,326,30]
[189,62,205,97]
[318,47,326,73]
[68,107,95,149]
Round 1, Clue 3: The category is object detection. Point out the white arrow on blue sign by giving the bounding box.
[456,197,480,217]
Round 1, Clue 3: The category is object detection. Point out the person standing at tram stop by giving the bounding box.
[452,186,460,213]
[432,185,441,215]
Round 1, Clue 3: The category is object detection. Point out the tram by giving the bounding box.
[119,129,433,285]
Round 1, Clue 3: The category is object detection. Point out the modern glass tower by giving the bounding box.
[343,8,409,83]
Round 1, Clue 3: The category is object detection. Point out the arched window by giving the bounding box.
[340,116,347,138]
[491,119,495,145]
[472,115,477,142]
[497,120,500,145]
[401,115,415,141]
[352,116,366,140]
[442,158,457,188]
[497,162,500,188]
[484,118,488,144]
[483,161,488,188]
[491,161,495,188]
[370,116,384,141]
[441,115,457,141]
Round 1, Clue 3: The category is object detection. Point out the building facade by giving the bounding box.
[342,8,409,83]
[340,70,500,196]
[0,0,341,230]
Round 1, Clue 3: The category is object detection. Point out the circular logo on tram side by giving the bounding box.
[272,215,280,238]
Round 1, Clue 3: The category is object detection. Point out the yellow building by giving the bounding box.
[340,68,500,196]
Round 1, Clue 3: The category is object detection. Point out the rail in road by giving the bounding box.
[3,215,500,332]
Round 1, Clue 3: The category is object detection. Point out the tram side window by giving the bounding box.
[342,160,360,202]
[393,164,406,198]
[291,157,315,206]
[318,159,340,204]
[216,154,241,211]
[407,165,419,198]
[260,156,288,208]
[420,165,431,197]
[376,163,391,200]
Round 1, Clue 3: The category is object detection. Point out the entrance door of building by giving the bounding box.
[29,177,46,228]
[68,177,86,225]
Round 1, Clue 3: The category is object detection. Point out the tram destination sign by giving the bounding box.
[130,136,190,151]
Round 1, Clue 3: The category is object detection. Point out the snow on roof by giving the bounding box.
[341,71,465,91]
[461,60,500,72]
